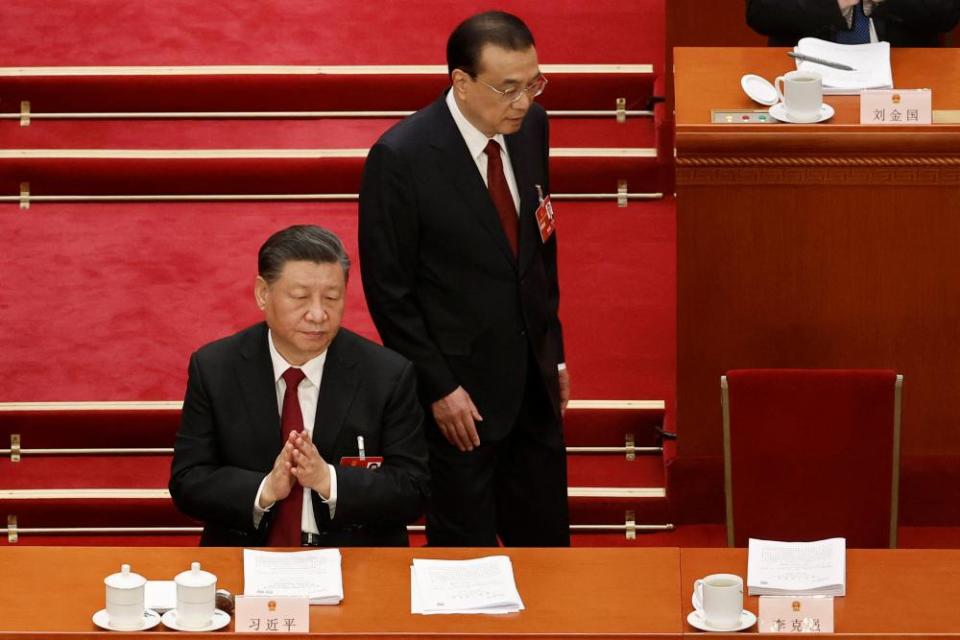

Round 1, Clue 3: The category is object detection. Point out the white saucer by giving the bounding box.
[687,609,757,632]
[161,608,231,632]
[768,102,834,124]
[92,608,162,632]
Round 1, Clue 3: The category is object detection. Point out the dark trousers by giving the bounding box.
[425,355,570,547]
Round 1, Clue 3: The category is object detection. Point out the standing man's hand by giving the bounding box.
[289,431,332,499]
[558,367,571,416]
[258,437,297,508]
[838,0,860,9]
[432,386,483,452]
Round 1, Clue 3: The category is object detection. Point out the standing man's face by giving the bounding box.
[254,260,346,366]
[452,44,541,137]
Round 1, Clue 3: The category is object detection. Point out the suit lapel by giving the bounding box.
[428,95,518,269]
[237,323,283,456]
[507,129,542,277]
[313,331,360,458]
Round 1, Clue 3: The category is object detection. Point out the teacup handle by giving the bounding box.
[774,76,786,104]
[692,579,704,611]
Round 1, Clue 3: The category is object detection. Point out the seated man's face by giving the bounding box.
[255,260,346,365]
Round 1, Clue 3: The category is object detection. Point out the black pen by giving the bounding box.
[787,51,855,71]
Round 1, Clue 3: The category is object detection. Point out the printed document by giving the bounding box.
[411,555,524,615]
[747,538,846,596]
[243,548,343,605]
[794,38,892,94]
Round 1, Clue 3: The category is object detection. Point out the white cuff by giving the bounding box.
[252,475,273,528]
[557,362,567,371]
[322,463,337,519]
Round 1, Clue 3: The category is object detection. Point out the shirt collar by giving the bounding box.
[445,88,508,162]
[267,329,327,389]
[844,0,878,21]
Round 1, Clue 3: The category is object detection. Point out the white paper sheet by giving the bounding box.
[410,556,524,615]
[794,38,892,94]
[243,548,343,605]
[747,537,846,596]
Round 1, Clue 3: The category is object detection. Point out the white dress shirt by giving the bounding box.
[445,89,521,213]
[253,330,337,531]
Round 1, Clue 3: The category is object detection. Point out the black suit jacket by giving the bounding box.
[169,323,429,547]
[746,0,960,46]
[358,92,563,440]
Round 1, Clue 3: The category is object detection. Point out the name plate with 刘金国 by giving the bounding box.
[758,595,834,633]
[860,89,932,125]
[235,595,309,633]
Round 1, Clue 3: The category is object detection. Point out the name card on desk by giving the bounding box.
[860,89,932,125]
[758,596,834,633]
[235,595,309,633]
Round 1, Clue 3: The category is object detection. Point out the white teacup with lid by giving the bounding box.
[104,564,146,630]
[174,562,217,630]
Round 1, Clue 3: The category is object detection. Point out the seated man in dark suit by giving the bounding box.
[170,225,429,547]
[746,0,960,46]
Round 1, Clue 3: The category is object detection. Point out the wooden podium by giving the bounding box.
[672,48,960,525]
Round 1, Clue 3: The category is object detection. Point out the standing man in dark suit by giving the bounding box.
[359,11,570,547]
[170,225,429,547]
[746,0,960,46]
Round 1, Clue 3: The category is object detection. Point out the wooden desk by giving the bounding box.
[672,47,960,525]
[0,546,681,638]
[681,548,960,637]
[2,546,959,637]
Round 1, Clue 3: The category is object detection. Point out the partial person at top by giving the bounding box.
[746,0,960,46]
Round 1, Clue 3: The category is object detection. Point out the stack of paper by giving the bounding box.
[794,37,892,94]
[747,538,846,596]
[411,556,524,615]
[243,548,344,605]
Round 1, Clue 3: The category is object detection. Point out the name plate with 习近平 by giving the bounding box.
[860,89,932,125]
[758,595,834,633]
[235,595,310,633]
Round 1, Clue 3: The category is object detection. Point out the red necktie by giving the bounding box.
[266,367,306,546]
[484,139,519,256]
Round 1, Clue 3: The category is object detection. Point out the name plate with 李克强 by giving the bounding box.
[860,89,931,125]
[758,595,834,633]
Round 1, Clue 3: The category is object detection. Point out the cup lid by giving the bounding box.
[175,562,216,588]
[741,74,778,106]
[104,564,146,589]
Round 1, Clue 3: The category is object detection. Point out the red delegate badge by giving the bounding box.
[340,436,383,468]
[340,456,383,469]
[535,193,556,243]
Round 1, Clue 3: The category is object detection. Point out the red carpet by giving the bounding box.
[4,2,960,547]
[0,0,694,548]
[0,1,665,67]
[0,199,675,403]
[1,0,672,405]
